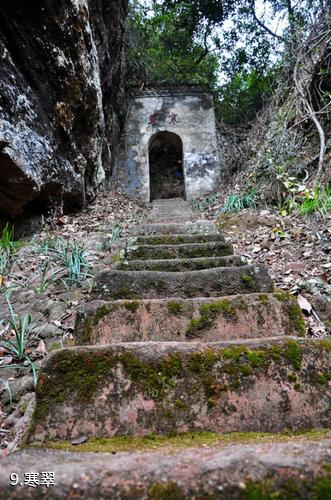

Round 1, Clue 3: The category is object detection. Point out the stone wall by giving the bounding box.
[114,88,220,202]
[0,0,127,219]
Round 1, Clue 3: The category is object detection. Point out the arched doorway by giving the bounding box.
[149,132,185,201]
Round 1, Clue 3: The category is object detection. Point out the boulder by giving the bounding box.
[27,338,331,442]
[0,0,128,219]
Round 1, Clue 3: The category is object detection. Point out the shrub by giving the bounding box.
[218,190,257,214]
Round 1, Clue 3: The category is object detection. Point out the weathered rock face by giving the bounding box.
[27,339,331,443]
[0,0,128,219]
[75,294,305,345]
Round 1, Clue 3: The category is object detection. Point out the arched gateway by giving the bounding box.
[113,85,219,202]
[149,131,185,201]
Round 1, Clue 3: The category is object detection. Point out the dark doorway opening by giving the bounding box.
[149,132,185,201]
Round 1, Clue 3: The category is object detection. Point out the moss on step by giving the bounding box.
[273,291,290,302]
[143,236,187,245]
[315,340,331,352]
[313,372,331,385]
[76,303,118,344]
[258,294,269,304]
[240,273,258,291]
[32,339,331,433]
[180,245,232,258]
[283,339,302,370]
[131,243,233,260]
[243,475,331,500]
[124,301,140,313]
[186,339,324,400]
[186,300,238,338]
[287,303,306,337]
[167,301,185,315]
[246,350,268,368]
[32,349,185,427]
[122,257,239,272]
[48,342,62,352]
[112,287,139,300]
[139,235,223,246]
[270,291,306,337]
[37,429,331,453]
[147,481,183,499]
[78,320,93,345]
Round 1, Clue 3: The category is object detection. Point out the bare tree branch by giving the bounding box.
[250,0,285,41]
[194,22,212,65]
[293,59,326,186]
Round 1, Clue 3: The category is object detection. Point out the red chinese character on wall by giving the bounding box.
[149,113,159,126]
[168,113,178,125]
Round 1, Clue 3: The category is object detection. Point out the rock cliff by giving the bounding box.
[0,0,128,219]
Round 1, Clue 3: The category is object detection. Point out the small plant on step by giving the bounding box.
[32,261,62,294]
[33,233,59,255]
[0,225,20,287]
[217,190,256,214]
[101,224,122,251]
[192,198,204,212]
[0,224,19,257]
[192,194,217,212]
[299,186,331,217]
[0,293,38,387]
[111,237,138,264]
[0,251,10,288]
[0,292,33,361]
[60,242,92,286]
[125,237,138,259]
[276,168,331,217]
[276,167,309,216]
[0,379,13,408]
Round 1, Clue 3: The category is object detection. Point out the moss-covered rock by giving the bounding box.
[27,339,331,443]
[129,241,234,260]
[93,265,273,300]
[137,234,225,246]
[187,299,238,338]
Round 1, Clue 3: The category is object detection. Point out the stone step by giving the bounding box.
[152,197,190,206]
[2,437,330,498]
[136,233,225,245]
[149,209,193,217]
[133,220,217,235]
[147,214,196,223]
[75,293,306,345]
[27,338,331,443]
[93,265,273,300]
[148,199,196,224]
[118,255,247,272]
[149,206,194,220]
[129,241,234,260]
[151,198,192,211]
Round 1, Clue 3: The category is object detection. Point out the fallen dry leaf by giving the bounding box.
[297,294,312,314]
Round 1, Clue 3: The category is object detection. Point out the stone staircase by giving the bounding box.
[1,198,330,498]
[27,197,331,438]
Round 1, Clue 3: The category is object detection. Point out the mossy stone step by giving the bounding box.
[118,255,246,272]
[136,233,225,245]
[27,338,331,443]
[133,221,217,235]
[129,241,234,260]
[75,293,306,345]
[147,216,198,224]
[1,438,330,498]
[93,265,273,300]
